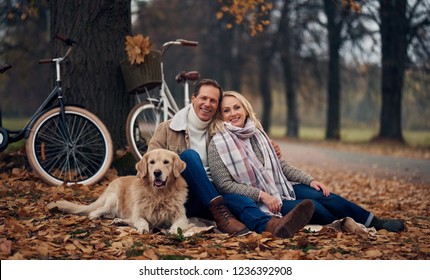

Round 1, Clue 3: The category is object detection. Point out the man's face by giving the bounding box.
[191,85,220,122]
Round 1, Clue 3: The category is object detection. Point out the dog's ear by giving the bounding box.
[173,155,186,178]
[136,153,149,179]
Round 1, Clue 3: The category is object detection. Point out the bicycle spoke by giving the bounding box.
[126,102,175,160]
[32,111,108,183]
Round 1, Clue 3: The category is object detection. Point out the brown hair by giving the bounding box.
[193,79,223,106]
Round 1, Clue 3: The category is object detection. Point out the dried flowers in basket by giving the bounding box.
[120,34,162,93]
[125,34,152,65]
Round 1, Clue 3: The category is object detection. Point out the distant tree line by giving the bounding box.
[0,0,429,150]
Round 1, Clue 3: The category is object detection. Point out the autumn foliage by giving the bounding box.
[217,0,272,36]
[125,34,153,65]
[1,141,429,260]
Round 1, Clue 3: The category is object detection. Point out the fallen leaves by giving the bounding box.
[0,148,429,260]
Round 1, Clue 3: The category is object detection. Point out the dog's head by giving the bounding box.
[135,149,186,189]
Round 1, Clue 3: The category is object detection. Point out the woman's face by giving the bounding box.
[220,96,247,128]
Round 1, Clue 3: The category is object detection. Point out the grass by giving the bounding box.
[1,117,29,129]
[1,117,29,152]
[2,118,429,150]
[270,126,430,148]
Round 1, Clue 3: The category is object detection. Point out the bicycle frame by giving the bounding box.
[2,38,74,146]
[134,39,197,122]
[7,83,63,143]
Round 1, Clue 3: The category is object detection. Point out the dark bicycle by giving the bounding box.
[0,35,113,185]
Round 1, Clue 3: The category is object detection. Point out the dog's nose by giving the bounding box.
[153,170,162,178]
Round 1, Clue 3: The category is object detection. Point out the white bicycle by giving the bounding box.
[122,39,199,160]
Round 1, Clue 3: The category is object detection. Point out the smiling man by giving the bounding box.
[148,79,250,236]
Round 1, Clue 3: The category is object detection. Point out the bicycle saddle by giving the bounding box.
[0,64,12,74]
[175,71,200,83]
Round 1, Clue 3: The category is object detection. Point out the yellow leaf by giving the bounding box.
[35,245,49,256]
[365,250,383,258]
[111,241,123,249]
[143,249,158,260]
[65,243,76,251]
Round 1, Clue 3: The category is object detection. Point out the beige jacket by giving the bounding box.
[148,105,191,154]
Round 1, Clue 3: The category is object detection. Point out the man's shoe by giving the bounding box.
[209,196,250,236]
[370,217,405,232]
[264,199,314,238]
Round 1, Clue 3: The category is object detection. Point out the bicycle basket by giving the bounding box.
[120,50,162,93]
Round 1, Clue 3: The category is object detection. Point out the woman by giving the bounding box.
[208,91,404,233]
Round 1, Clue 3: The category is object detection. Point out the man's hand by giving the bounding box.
[271,140,282,159]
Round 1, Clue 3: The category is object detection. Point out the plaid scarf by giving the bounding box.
[212,120,296,214]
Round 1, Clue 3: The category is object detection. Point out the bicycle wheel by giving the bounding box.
[26,106,113,185]
[126,101,175,160]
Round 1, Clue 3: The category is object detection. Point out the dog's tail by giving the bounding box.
[47,197,105,215]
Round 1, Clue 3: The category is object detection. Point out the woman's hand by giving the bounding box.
[259,191,282,214]
[309,180,331,197]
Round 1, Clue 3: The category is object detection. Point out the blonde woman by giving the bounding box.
[208,91,404,234]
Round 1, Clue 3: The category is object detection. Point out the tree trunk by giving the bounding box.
[377,0,407,142]
[50,0,131,150]
[258,47,272,130]
[199,1,225,85]
[278,1,299,137]
[228,28,244,92]
[324,0,342,140]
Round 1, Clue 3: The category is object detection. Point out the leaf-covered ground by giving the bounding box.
[0,144,429,260]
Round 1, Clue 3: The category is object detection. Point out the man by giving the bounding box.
[148,79,313,237]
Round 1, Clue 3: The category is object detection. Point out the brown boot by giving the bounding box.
[264,199,314,238]
[209,196,250,236]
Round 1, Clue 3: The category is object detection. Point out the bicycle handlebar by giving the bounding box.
[176,39,198,47]
[0,64,12,74]
[39,59,54,64]
[55,35,78,46]
[39,34,77,64]
[161,39,198,55]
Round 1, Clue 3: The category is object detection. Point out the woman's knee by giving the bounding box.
[294,184,328,200]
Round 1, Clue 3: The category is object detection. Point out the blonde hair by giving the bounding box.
[209,91,263,136]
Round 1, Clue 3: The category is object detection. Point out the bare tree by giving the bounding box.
[278,1,299,137]
[377,0,430,142]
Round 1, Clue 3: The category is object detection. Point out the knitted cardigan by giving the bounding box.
[208,136,314,202]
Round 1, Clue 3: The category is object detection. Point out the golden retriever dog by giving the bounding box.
[47,149,190,234]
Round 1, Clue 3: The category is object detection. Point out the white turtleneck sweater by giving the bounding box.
[187,105,211,173]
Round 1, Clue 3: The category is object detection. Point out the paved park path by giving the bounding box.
[277,140,430,186]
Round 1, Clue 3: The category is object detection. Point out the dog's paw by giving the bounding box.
[88,212,101,220]
[136,226,150,234]
[169,222,193,234]
[111,218,129,226]
[134,219,150,234]
[46,202,59,212]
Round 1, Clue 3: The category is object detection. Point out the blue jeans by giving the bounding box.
[179,150,217,219]
[180,149,272,226]
[180,149,373,233]
[283,184,373,226]
[223,184,374,233]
